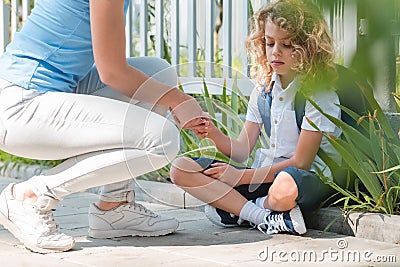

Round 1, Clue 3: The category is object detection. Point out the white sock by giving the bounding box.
[239,200,270,225]
[254,195,268,208]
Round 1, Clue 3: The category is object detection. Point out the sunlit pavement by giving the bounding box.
[0,177,398,267]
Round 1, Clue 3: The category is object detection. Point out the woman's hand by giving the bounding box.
[169,94,206,130]
[202,162,244,187]
[188,113,219,138]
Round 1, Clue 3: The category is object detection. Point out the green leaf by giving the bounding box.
[202,79,216,120]
[339,104,369,132]
[327,137,383,201]
[180,145,217,157]
[248,0,254,18]
[231,76,239,135]
[373,164,400,174]
[358,83,397,141]
[306,97,373,157]
[316,168,361,203]
[368,117,384,170]
[180,130,199,152]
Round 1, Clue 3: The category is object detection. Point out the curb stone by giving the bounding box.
[305,208,400,244]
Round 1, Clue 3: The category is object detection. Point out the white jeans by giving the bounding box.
[0,57,180,202]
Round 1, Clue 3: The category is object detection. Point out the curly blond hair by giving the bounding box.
[246,0,336,90]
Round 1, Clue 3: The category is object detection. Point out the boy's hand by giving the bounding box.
[202,162,244,187]
[189,113,219,139]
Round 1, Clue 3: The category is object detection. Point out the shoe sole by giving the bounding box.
[88,227,177,239]
[0,210,75,254]
[290,206,307,235]
[204,205,238,228]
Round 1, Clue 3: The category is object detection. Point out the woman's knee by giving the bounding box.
[155,119,180,162]
[268,171,299,203]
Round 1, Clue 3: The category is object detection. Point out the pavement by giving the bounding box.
[0,177,399,267]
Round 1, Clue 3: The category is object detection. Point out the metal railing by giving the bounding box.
[0,0,359,97]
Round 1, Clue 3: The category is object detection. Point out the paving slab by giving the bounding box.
[0,243,83,267]
[0,177,399,266]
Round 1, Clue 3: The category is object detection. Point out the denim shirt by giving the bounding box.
[252,77,341,179]
[257,84,273,137]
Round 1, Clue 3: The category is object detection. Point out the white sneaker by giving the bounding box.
[0,183,75,253]
[258,205,307,235]
[88,202,179,238]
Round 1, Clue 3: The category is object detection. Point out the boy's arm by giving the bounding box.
[238,129,322,184]
[206,120,262,163]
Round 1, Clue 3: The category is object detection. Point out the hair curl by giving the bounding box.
[246,0,336,90]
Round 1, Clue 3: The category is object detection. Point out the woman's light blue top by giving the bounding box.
[0,0,130,93]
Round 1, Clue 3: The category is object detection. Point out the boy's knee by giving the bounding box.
[269,171,298,202]
[170,157,188,186]
[170,157,203,186]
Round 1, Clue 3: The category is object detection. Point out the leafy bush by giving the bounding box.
[307,85,400,215]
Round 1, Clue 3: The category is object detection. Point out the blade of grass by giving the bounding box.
[231,76,239,135]
[202,79,216,120]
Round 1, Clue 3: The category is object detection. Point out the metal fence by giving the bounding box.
[0,0,388,99]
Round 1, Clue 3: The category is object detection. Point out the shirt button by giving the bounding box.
[274,120,278,124]
[279,97,284,101]
[271,143,276,148]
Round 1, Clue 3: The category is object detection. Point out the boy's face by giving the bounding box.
[265,19,296,86]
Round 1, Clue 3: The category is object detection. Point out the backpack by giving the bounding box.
[292,64,375,176]
[294,64,373,131]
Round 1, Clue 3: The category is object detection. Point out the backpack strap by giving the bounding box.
[294,90,306,133]
[257,81,275,137]
[294,84,344,170]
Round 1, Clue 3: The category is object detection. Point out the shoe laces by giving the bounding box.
[128,202,156,216]
[257,212,289,235]
[37,209,59,235]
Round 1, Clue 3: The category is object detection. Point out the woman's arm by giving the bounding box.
[89,0,202,127]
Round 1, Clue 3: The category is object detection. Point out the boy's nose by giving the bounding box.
[272,45,281,56]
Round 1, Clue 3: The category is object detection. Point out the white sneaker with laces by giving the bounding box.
[0,183,75,253]
[257,205,307,235]
[88,202,179,238]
